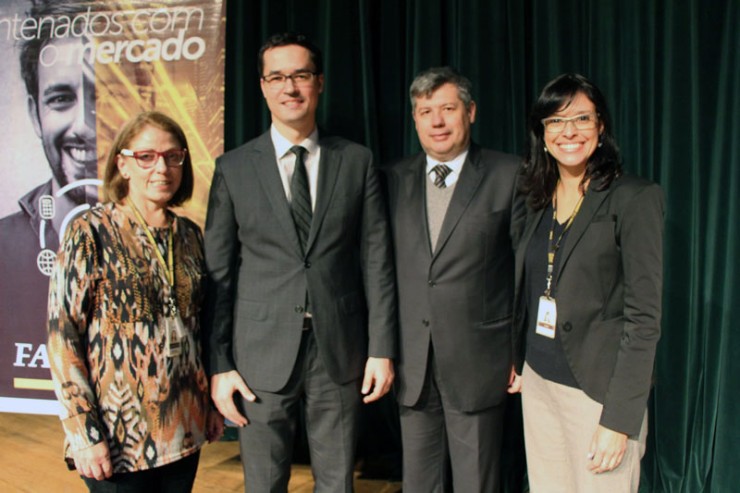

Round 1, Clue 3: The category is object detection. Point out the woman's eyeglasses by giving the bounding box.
[120,148,187,168]
[541,113,599,133]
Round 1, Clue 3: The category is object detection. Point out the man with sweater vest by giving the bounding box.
[382,67,523,492]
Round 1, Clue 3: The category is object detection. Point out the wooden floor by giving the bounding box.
[0,413,401,492]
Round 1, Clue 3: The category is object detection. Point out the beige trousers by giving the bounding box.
[521,362,647,493]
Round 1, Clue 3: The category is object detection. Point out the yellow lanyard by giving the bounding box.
[545,191,584,297]
[129,203,176,311]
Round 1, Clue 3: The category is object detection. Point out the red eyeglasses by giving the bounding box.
[119,148,187,168]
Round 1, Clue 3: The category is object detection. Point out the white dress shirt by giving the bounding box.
[425,149,469,188]
[271,125,321,211]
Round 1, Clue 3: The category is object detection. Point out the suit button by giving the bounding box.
[295,305,304,314]
[563,321,572,332]
[304,261,311,268]
[427,280,436,287]
[422,319,430,326]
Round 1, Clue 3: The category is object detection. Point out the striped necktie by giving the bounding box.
[290,145,312,253]
[430,163,452,188]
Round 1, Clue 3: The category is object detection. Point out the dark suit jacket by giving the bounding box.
[203,131,397,392]
[383,144,523,413]
[513,174,664,436]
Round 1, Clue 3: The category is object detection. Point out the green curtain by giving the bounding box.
[224,1,740,491]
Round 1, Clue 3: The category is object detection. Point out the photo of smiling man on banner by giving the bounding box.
[0,0,226,414]
[0,1,101,411]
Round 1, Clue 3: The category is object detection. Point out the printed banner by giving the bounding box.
[0,0,225,414]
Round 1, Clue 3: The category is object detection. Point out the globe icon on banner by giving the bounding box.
[37,249,57,276]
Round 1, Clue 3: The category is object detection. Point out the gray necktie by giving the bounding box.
[430,163,452,188]
[290,145,312,254]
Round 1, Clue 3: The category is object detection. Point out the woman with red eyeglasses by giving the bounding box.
[47,111,223,492]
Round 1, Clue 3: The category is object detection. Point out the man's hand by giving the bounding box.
[361,357,394,403]
[74,441,112,480]
[507,366,522,394]
[586,424,628,474]
[210,370,255,426]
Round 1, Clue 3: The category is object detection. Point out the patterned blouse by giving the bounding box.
[48,202,210,473]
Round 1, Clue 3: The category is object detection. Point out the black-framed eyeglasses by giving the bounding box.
[120,148,187,168]
[541,113,600,133]
[261,71,318,88]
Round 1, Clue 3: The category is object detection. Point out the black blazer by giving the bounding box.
[383,144,524,413]
[514,174,664,435]
[203,131,397,392]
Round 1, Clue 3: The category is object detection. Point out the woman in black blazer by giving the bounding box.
[509,74,663,493]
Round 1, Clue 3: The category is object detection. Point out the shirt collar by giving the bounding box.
[271,125,320,159]
[425,148,469,176]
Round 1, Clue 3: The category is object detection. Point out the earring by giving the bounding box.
[544,146,548,153]
[597,141,603,148]
[122,173,130,179]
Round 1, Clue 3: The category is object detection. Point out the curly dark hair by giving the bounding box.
[521,73,622,210]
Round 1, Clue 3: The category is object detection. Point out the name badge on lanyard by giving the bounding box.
[129,202,185,359]
[536,296,557,338]
[538,187,584,339]
[165,300,186,357]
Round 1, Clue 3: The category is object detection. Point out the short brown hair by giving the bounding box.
[103,111,194,207]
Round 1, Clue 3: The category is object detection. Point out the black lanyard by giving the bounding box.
[544,192,584,297]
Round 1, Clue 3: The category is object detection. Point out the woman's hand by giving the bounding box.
[206,407,226,443]
[74,441,113,480]
[587,425,627,474]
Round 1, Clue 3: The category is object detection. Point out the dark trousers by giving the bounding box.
[400,349,505,493]
[82,451,200,493]
[238,329,361,492]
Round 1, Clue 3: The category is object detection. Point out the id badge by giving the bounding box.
[165,315,186,357]
[535,296,557,339]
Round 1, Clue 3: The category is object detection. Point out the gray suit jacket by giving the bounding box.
[513,174,664,436]
[383,144,524,413]
[203,131,397,392]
